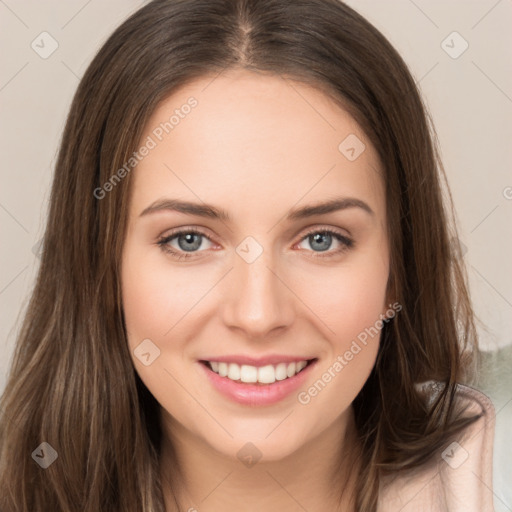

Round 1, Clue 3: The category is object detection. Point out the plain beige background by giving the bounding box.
[0,0,511,508]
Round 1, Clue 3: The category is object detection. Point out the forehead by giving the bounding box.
[129,69,385,223]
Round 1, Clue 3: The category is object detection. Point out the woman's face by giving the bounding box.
[121,69,389,461]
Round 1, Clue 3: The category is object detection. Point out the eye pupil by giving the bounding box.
[178,233,202,251]
[161,228,349,259]
[310,232,331,252]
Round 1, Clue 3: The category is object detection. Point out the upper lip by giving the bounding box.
[199,355,316,367]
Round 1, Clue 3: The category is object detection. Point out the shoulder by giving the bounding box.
[377,382,496,512]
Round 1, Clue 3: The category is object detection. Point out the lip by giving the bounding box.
[199,354,313,366]
[199,358,318,406]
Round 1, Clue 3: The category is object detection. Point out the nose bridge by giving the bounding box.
[222,237,294,338]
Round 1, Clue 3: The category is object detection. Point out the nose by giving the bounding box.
[221,246,295,340]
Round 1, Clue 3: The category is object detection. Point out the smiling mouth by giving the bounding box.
[200,359,317,385]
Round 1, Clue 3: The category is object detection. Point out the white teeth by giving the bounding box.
[258,365,276,384]
[228,363,240,381]
[218,362,228,377]
[240,365,257,383]
[207,359,310,384]
[275,363,288,381]
[296,360,307,372]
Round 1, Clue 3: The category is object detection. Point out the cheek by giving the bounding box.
[303,250,389,347]
[296,251,388,403]
[122,263,166,344]
[295,277,386,423]
[121,248,195,411]
[121,247,202,344]
[330,269,388,344]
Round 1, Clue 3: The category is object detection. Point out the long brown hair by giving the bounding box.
[0,0,481,510]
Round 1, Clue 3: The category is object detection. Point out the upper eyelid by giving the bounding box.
[159,225,352,247]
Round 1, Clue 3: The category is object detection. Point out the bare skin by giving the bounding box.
[121,68,390,511]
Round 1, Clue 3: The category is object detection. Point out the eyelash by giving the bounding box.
[156,227,354,261]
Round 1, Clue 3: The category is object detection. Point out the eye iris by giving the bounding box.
[310,232,331,252]
[178,233,202,252]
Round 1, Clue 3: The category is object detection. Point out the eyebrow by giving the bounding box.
[139,197,374,221]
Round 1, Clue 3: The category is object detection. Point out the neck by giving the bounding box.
[159,407,361,512]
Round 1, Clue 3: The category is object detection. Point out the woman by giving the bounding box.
[0,0,495,510]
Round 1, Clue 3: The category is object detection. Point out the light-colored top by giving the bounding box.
[157,382,495,511]
[378,382,495,511]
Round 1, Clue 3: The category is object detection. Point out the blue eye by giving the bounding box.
[296,228,354,258]
[157,229,213,260]
[157,227,354,261]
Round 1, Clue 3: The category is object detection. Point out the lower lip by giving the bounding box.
[199,360,317,406]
